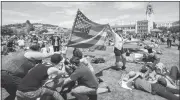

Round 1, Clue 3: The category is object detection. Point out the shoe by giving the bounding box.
[121,66,126,70]
[98,77,104,83]
[106,86,111,92]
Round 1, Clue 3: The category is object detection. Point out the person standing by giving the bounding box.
[17,36,25,49]
[167,33,172,48]
[51,35,61,52]
[109,27,128,70]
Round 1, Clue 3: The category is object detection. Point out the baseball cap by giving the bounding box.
[51,54,63,64]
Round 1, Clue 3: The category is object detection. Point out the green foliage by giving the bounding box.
[38,29,48,34]
[158,26,168,33]
[168,26,180,33]
[153,22,157,29]
[26,20,34,34]
[1,27,14,35]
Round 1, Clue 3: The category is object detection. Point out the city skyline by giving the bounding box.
[1,2,179,28]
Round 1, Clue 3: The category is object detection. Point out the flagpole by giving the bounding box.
[65,9,79,58]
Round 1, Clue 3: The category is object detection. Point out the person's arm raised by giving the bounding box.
[127,72,141,83]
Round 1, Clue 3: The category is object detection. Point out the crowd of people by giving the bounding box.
[1,30,180,100]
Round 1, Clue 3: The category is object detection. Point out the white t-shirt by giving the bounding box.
[111,30,124,50]
[17,39,25,46]
[80,57,94,73]
[54,37,58,46]
[41,47,50,54]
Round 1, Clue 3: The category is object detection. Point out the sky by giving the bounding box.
[1,2,179,28]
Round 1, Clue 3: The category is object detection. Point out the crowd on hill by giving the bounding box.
[1,30,180,100]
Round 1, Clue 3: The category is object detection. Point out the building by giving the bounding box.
[156,22,173,28]
[146,2,154,33]
[112,24,136,34]
[136,20,149,34]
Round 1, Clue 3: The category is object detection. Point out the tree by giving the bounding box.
[26,20,35,34]
[158,27,168,33]
[168,26,180,33]
[38,29,48,34]
[153,22,157,29]
[1,27,14,35]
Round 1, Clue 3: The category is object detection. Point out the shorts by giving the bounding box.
[114,47,123,56]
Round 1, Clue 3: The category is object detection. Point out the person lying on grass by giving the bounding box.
[141,63,180,89]
[120,71,179,100]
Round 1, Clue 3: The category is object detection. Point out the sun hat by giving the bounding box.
[129,71,136,78]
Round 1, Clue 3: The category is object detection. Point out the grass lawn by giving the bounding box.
[1,44,179,100]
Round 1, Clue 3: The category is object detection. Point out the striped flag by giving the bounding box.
[67,9,108,50]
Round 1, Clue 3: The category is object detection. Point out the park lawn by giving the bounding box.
[1,44,179,100]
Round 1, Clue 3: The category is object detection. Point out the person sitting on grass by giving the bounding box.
[62,56,110,100]
[73,48,94,73]
[121,71,179,100]
[142,45,160,69]
[16,54,65,100]
[1,44,60,100]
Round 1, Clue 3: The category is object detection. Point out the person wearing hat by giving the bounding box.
[1,44,59,100]
[16,54,65,100]
[121,71,179,100]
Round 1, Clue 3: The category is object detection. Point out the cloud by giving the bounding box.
[58,20,74,28]
[58,14,130,28]
[96,15,130,24]
[39,2,95,8]
[114,2,146,10]
[50,9,77,16]
[2,9,32,17]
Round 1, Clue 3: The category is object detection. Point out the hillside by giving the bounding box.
[2,23,59,28]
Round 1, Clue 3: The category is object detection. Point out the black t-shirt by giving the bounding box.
[50,36,61,46]
[18,62,53,92]
[70,63,99,89]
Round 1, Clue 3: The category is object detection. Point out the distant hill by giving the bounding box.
[3,22,59,28]
[33,23,59,27]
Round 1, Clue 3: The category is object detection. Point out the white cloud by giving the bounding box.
[114,2,146,10]
[58,20,74,28]
[96,15,130,25]
[2,9,32,17]
[50,9,77,16]
[39,2,95,8]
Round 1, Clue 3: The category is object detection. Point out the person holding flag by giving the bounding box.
[109,26,128,70]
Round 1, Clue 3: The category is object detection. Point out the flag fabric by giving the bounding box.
[67,9,108,50]
[108,25,142,49]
